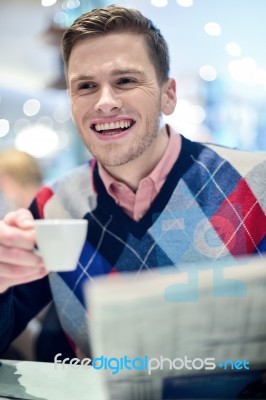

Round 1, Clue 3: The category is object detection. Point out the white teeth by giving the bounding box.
[94,120,132,132]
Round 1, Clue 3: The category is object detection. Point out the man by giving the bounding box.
[0,5,265,357]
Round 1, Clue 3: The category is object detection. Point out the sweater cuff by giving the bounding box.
[0,288,13,335]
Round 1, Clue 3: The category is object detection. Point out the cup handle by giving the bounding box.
[33,246,42,257]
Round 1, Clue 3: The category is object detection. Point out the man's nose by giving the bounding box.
[94,86,122,113]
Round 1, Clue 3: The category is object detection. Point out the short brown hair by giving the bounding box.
[61,4,170,84]
[0,149,42,188]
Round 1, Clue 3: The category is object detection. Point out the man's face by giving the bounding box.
[68,33,175,167]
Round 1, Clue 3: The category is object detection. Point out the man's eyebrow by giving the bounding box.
[110,68,145,76]
[70,75,94,85]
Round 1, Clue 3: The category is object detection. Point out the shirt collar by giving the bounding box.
[98,125,181,194]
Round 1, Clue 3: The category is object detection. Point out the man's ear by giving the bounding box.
[161,78,177,115]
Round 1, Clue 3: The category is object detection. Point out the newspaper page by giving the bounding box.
[84,256,266,399]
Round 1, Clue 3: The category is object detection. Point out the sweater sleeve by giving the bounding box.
[0,275,52,355]
[0,195,53,355]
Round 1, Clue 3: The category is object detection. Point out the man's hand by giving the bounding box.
[0,209,47,293]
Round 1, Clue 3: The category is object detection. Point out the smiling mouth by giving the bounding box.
[91,119,135,135]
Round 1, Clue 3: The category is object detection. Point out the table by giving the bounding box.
[0,359,107,400]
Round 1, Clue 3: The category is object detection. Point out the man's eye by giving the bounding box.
[78,82,95,90]
[117,78,136,85]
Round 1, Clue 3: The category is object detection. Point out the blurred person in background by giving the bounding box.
[0,149,42,217]
[0,4,265,366]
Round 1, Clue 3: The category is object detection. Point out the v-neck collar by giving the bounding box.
[92,135,201,236]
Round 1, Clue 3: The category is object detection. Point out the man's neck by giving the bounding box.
[102,127,170,192]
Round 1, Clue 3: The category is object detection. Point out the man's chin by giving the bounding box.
[97,152,139,168]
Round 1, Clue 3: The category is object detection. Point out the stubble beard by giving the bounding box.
[82,116,161,168]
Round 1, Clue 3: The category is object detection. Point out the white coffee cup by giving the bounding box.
[34,219,88,272]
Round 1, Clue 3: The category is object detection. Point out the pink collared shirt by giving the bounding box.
[98,126,181,221]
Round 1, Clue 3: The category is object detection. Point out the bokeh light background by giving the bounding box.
[0,0,265,181]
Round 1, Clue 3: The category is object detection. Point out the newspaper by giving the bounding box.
[84,256,266,399]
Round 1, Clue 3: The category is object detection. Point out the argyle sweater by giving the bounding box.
[0,133,266,355]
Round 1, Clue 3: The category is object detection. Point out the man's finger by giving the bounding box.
[0,263,46,278]
[0,223,36,250]
[0,246,45,268]
[3,209,35,229]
